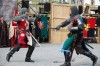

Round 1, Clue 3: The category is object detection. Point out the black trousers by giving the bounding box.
[10,43,35,59]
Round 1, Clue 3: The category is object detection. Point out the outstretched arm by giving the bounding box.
[56,17,70,30]
[60,20,70,27]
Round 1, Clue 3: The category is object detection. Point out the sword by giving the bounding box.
[85,42,94,49]
[29,32,41,47]
[50,28,68,32]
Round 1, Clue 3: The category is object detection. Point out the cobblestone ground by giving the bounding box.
[0,43,100,66]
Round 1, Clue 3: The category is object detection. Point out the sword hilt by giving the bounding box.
[49,28,57,30]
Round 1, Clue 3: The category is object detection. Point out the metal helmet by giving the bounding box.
[21,8,28,14]
[70,6,79,18]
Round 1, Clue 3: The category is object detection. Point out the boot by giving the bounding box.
[6,44,21,62]
[6,49,16,62]
[25,46,35,62]
[82,51,98,66]
[92,56,98,66]
[60,62,71,66]
[6,52,13,62]
[60,52,71,66]
[25,57,34,62]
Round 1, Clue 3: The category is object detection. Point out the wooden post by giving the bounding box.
[49,3,70,44]
[97,27,100,43]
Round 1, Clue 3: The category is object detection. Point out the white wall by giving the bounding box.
[84,0,100,5]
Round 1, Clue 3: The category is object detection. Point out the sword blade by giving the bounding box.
[29,32,41,47]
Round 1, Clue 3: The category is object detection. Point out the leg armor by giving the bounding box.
[60,52,71,66]
[81,51,98,66]
[6,44,21,62]
[25,42,36,62]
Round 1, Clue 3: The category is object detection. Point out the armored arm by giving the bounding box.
[56,18,70,30]
[77,17,84,31]
[70,24,84,31]
[70,16,84,31]
[78,24,84,31]
[60,20,70,27]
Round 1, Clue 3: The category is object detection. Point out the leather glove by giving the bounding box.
[56,25,61,30]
